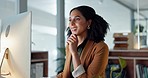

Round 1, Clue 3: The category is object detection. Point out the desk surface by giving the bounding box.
[110,49,148,52]
[109,49,148,57]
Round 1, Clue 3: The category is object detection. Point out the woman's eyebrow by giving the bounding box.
[69,16,81,19]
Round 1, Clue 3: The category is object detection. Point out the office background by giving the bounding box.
[0,0,147,77]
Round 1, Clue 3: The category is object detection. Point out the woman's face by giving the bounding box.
[69,9,90,36]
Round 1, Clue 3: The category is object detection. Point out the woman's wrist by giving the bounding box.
[71,51,81,68]
[71,51,78,56]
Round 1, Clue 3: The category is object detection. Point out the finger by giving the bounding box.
[71,34,78,42]
[67,38,75,43]
[68,35,77,42]
[67,38,74,45]
[66,40,71,45]
[66,41,69,45]
[71,34,77,39]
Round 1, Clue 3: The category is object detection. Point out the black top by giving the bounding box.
[77,38,88,56]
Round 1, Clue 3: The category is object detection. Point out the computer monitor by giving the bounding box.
[0,11,32,78]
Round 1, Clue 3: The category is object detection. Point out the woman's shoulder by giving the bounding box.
[93,41,109,51]
[94,41,108,47]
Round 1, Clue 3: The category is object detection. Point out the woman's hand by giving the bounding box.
[67,34,81,69]
[67,34,78,54]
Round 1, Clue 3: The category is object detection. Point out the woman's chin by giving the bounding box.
[72,32,77,35]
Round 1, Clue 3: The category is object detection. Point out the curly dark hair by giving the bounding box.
[67,5,110,43]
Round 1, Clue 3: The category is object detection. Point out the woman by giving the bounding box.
[57,5,110,78]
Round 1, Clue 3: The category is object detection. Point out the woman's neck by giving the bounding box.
[77,34,87,46]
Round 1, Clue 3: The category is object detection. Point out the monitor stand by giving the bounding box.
[0,48,11,77]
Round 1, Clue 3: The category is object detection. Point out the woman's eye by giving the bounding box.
[69,19,71,22]
[75,17,80,21]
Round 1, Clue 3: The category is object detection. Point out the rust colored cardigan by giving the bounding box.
[57,40,109,78]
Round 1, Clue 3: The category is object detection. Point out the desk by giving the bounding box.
[109,50,148,78]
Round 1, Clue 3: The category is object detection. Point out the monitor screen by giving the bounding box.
[0,11,31,78]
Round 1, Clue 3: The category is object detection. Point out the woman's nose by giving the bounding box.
[69,20,75,26]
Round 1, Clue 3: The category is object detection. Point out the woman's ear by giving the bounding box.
[88,19,92,26]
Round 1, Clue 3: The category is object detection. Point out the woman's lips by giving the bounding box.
[71,28,77,31]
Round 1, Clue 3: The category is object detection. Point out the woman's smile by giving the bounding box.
[71,27,77,32]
